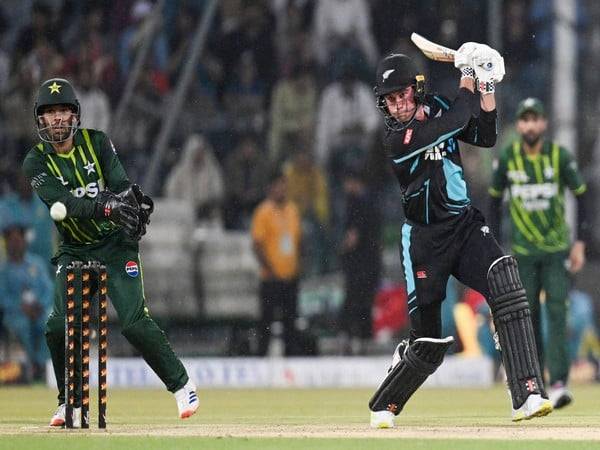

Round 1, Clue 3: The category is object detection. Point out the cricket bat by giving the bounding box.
[410,32,456,62]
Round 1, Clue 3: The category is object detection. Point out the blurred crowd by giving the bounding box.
[1,0,600,373]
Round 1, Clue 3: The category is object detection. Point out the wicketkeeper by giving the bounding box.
[22,78,199,427]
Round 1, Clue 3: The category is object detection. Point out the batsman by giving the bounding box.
[368,42,552,428]
[22,78,199,427]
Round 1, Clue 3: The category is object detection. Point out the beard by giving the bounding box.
[522,132,542,147]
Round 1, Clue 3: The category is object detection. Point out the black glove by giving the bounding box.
[95,190,140,238]
[131,184,154,227]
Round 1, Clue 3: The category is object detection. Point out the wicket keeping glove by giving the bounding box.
[95,190,140,238]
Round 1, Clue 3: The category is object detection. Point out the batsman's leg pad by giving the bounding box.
[487,256,546,409]
[369,336,454,414]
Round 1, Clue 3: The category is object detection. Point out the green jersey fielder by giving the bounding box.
[489,97,590,410]
[22,78,200,427]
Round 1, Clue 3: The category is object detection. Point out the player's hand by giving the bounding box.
[95,190,140,238]
[131,184,154,227]
[454,42,478,70]
[568,240,586,273]
[472,45,505,85]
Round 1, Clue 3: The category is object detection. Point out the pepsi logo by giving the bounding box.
[125,260,139,277]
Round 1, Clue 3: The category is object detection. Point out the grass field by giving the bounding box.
[1,384,600,449]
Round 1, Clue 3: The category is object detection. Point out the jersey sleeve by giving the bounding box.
[96,132,131,193]
[384,88,478,164]
[457,108,498,148]
[22,152,97,218]
[559,146,586,195]
[488,147,509,198]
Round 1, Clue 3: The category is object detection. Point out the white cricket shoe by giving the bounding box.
[49,404,81,427]
[174,379,199,419]
[511,394,553,422]
[370,410,395,428]
[548,383,573,409]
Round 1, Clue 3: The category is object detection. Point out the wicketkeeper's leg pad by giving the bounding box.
[369,336,454,414]
[487,256,546,409]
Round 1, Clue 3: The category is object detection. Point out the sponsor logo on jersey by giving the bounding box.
[507,170,529,183]
[71,182,100,199]
[424,142,446,160]
[510,183,558,211]
[480,226,490,236]
[125,261,139,277]
[404,129,413,144]
[416,270,427,279]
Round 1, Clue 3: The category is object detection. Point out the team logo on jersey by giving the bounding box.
[404,129,413,144]
[424,143,446,160]
[480,226,490,236]
[125,261,139,277]
[83,161,96,175]
[416,270,427,279]
[544,166,554,179]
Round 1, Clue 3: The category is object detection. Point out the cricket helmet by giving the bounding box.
[374,54,426,131]
[34,78,81,143]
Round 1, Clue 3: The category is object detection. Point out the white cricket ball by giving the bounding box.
[50,201,67,222]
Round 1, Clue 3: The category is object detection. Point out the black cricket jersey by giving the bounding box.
[384,88,497,224]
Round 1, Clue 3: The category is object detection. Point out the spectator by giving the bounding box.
[0,221,53,381]
[77,67,111,131]
[117,0,169,86]
[338,167,381,354]
[315,62,378,169]
[284,140,330,276]
[223,51,266,133]
[165,134,224,228]
[268,62,317,164]
[312,0,378,69]
[222,134,268,230]
[251,169,302,356]
[0,171,55,276]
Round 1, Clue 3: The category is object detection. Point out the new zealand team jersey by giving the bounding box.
[22,129,130,248]
[384,88,497,224]
[489,140,586,256]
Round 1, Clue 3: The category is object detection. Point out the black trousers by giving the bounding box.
[257,279,298,356]
[400,207,504,339]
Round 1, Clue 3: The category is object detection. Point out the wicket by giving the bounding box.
[65,261,108,429]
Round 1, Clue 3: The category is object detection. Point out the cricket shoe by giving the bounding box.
[511,394,553,422]
[548,382,573,409]
[49,404,81,427]
[370,410,395,428]
[174,379,199,419]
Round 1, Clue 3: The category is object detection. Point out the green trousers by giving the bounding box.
[516,251,570,385]
[45,231,188,405]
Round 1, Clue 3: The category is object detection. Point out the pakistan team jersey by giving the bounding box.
[489,140,586,255]
[22,128,130,247]
[384,88,497,224]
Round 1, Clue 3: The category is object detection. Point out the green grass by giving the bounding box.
[1,384,600,449]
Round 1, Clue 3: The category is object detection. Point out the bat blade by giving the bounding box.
[410,32,456,62]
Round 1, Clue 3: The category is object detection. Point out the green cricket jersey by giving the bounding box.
[489,140,586,256]
[22,128,130,248]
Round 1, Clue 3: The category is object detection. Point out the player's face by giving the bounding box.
[517,113,547,146]
[39,105,76,142]
[384,86,417,122]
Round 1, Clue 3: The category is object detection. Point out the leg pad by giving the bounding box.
[369,336,454,414]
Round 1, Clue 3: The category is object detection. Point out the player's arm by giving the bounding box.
[97,132,131,192]
[386,88,478,162]
[561,147,589,272]
[23,154,138,231]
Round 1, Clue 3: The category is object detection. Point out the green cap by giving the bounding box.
[516,97,545,119]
